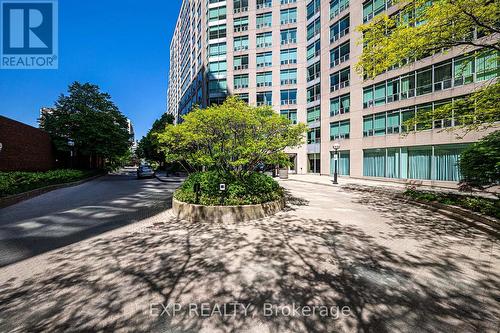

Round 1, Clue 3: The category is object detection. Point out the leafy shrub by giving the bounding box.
[459,130,500,190]
[0,169,99,197]
[404,189,499,219]
[175,171,283,206]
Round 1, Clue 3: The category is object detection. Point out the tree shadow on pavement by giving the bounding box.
[0,196,498,333]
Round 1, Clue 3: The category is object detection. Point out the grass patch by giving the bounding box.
[175,171,284,206]
[0,169,101,197]
[404,189,500,219]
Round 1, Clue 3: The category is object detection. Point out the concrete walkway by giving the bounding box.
[0,168,181,267]
[0,180,498,332]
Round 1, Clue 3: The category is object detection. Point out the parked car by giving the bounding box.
[137,165,155,179]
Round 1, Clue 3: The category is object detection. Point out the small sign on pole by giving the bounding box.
[333,154,338,161]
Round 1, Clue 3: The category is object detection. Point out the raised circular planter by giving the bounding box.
[172,197,285,223]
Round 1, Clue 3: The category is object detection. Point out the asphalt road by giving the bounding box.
[0,168,181,267]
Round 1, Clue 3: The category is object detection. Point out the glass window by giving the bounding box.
[233,74,249,88]
[330,0,349,19]
[307,83,321,103]
[363,149,385,177]
[307,153,321,173]
[233,54,248,69]
[281,28,297,44]
[363,87,374,108]
[233,35,249,51]
[234,16,249,31]
[208,42,226,57]
[387,111,400,134]
[209,24,227,39]
[307,17,321,41]
[416,68,432,95]
[434,61,452,91]
[307,128,321,144]
[208,6,227,22]
[256,71,272,87]
[408,146,432,180]
[281,109,297,124]
[256,51,272,68]
[363,116,373,137]
[433,145,467,181]
[307,61,321,82]
[307,0,321,20]
[476,50,499,81]
[280,8,297,24]
[256,12,272,28]
[280,69,297,85]
[281,89,297,105]
[256,32,272,48]
[256,91,272,105]
[280,48,297,64]
[307,106,321,123]
[374,113,386,136]
[331,151,350,175]
[307,39,321,60]
[374,83,386,106]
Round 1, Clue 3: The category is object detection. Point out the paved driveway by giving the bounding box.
[0,168,181,267]
[0,179,498,332]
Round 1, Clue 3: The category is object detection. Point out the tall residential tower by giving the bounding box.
[167,0,498,186]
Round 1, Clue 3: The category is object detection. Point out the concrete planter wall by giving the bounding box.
[172,197,285,223]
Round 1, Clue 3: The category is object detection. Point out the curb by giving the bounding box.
[0,173,105,209]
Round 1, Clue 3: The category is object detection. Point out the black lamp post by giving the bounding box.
[332,142,340,185]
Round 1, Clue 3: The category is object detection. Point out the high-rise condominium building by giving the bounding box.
[167,0,498,186]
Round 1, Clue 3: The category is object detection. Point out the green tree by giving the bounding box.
[357,0,500,134]
[40,82,130,169]
[459,130,500,191]
[156,96,307,178]
[136,113,175,165]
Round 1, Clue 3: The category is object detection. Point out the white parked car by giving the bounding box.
[137,165,155,179]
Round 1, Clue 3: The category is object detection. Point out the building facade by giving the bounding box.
[167,0,499,185]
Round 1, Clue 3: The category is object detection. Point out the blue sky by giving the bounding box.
[0,0,181,139]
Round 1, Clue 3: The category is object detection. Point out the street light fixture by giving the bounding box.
[68,140,75,169]
[332,142,340,185]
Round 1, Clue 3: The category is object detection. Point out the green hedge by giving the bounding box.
[0,169,100,197]
[404,189,500,219]
[175,171,284,206]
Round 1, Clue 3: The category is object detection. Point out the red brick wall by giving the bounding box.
[0,116,57,171]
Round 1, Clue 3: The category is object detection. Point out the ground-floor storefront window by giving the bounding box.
[308,153,321,174]
[363,144,468,181]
